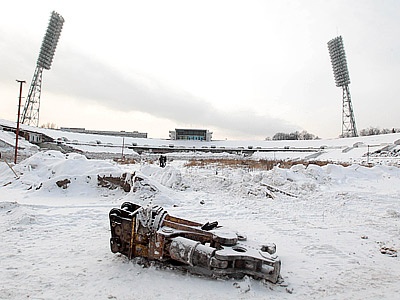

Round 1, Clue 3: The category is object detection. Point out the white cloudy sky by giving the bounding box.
[1,0,399,140]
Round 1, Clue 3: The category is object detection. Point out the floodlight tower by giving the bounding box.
[327,36,358,138]
[20,11,64,127]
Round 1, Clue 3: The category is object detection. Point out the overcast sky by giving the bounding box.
[1,0,399,140]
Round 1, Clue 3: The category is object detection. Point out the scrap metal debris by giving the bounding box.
[3,158,19,179]
[109,202,281,283]
[97,173,134,192]
[260,182,298,198]
[56,179,70,189]
[380,246,397,257]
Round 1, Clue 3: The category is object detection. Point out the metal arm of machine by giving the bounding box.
[109,202,281,283]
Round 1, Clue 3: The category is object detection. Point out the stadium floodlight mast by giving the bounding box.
[327,35,358,138]
[20,11,64,127]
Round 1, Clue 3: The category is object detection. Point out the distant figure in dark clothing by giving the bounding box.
[159,155,167,168]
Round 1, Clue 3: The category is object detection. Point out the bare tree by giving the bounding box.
[40,122,57,129]
[359,127,400,136]
[272,130,317,140]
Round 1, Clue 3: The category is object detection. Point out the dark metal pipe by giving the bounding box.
[15,80,25,164]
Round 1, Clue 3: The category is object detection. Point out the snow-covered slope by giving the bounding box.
[0,129,38,150]
[2,118,400,165]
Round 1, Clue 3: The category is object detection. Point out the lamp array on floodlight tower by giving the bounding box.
[20,11,64,127]
[327,36,358,138]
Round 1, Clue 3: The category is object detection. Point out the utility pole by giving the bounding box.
[15,80,26,164]
[121,137,125,161]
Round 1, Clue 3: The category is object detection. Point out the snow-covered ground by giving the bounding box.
[1,146,399,299]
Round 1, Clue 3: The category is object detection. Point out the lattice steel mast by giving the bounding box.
[328,36,358,138]
[21,11,64,126]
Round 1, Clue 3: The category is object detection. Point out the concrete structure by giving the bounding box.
[0,123,50,145]
[169,129,213,141]
[60,127,147,138]
[26,132,43,144]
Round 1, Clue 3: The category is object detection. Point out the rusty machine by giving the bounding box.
[109,202,281,283]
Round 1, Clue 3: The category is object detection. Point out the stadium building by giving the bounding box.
[169,129,212,141]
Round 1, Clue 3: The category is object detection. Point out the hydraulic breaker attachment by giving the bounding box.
[109,202,281,283]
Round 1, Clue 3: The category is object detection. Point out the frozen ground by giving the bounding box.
[1,150,399,299]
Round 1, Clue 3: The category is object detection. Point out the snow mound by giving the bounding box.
[0,201,36,230]
[181,163,400,200]
[119,171,182,208]
[1,151,127,196]
[140,165,186,190]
